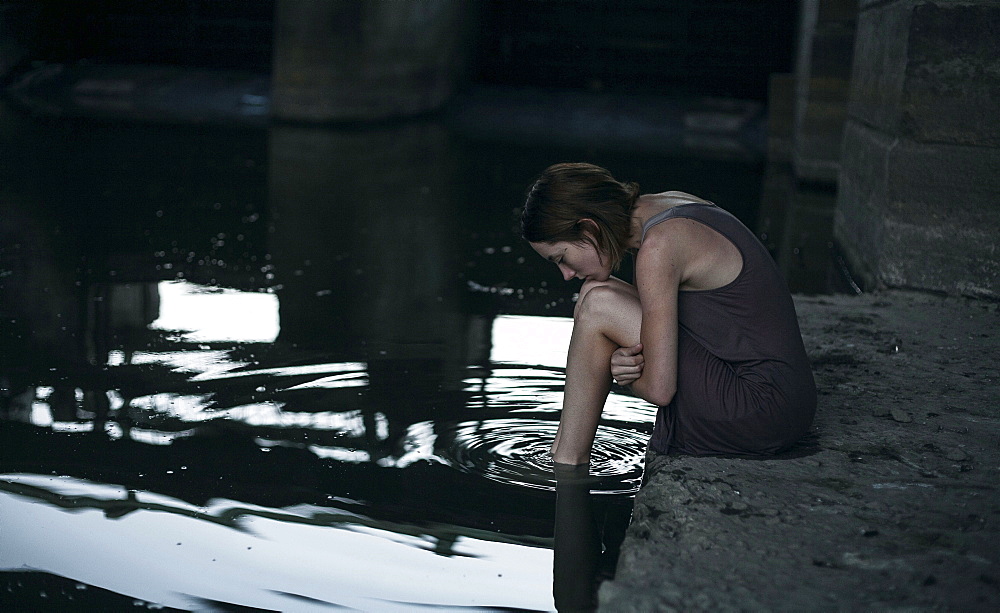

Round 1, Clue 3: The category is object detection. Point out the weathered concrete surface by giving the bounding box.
[271,0,472,122]
[601,290,999,612]
[837,120,1000,298]
[836,1,1000,299]
[847,1,1000,147]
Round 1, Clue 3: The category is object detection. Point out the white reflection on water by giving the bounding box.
[130,350,247,378]
[377,421,440,468]
[190,361,368,382]
[491,315,574,368]
[0,474,555,612]
[282,371,369,390]
[129,392,214,419]
[305,445,372,463]
[150,280,280,343]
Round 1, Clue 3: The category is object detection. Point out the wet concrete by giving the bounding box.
[601,290,1000,611]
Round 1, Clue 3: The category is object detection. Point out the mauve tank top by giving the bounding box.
[641,202,816,454]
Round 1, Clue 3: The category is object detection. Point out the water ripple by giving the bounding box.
[436,418,647,494]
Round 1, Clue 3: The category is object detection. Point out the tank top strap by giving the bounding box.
[641,202,715,243]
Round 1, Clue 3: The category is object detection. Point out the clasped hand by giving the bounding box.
[610,343,644,386]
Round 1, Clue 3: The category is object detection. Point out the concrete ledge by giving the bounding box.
[602,291,1000,611]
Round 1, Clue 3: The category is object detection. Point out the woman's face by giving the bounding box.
[530,238,611,283]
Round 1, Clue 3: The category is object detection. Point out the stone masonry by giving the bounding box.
[835,0,1000,298]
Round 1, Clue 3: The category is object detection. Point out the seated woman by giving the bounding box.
[521,163,816,465]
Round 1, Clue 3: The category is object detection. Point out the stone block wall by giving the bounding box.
[836,0,1000,298]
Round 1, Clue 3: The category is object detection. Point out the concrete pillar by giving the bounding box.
[757,73,796,258]
[757,0,858,293]
[793,0,858,184]
[835,1,1000,298]
[271,0,472,122]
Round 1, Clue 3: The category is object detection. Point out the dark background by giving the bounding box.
[20,0,795,100]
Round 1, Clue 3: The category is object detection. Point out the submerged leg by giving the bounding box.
[552,278,642,465]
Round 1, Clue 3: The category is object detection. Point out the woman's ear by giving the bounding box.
[575,218,606,264]
[576,218,601,241]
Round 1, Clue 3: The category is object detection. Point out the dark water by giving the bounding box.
[0,103,772,610]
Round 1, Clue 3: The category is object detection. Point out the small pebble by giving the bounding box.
[872,406,891,418]
[945,448,968,461]
[890,408,913,423]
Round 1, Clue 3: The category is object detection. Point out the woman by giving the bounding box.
[521,163,816,465]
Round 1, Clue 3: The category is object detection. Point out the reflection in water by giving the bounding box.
[150,280,280,343]
[553,464,631,612]
[0,104,768,608]
[0,475,553,611]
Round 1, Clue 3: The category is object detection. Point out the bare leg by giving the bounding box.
[552,278,642,465]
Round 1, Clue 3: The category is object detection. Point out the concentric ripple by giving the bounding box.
[436,418,648,494]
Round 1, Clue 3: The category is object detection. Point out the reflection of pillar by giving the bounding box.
[268,119,486,460]
[0,201,83,369]
[89,283,160,364]
[836,1,1000,298]
[267,125,359,356]
[268,119,485,379]
[271,0,473,122]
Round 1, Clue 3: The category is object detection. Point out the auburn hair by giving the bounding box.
[521,163,640,270]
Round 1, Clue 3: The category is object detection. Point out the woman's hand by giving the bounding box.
[610,343,644,386]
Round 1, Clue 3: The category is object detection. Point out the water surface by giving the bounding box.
[0,104,767,609]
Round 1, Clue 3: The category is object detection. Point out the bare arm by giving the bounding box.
[627,228,683,407]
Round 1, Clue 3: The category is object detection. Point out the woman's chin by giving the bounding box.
[582,275,609,284]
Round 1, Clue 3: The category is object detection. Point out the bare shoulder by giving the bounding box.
[637,217,703,262]
[640,214,742,290]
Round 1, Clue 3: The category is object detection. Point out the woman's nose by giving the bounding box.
[558,263,575,281]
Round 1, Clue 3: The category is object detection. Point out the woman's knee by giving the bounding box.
[574,280,641,326]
